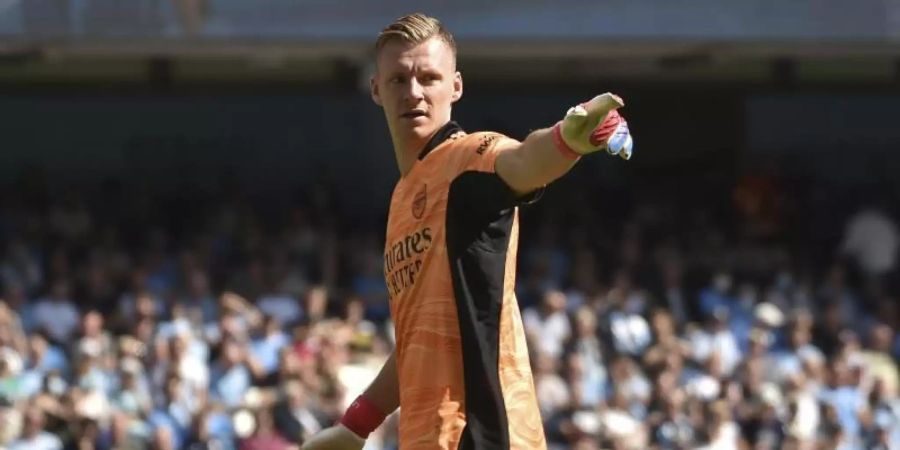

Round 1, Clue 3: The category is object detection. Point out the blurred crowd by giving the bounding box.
[0,170,897,450]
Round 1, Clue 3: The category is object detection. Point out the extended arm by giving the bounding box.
[495,93,632,195]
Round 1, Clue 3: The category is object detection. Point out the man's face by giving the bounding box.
[371,37,462,149]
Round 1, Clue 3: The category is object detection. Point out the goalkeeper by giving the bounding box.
[302,12,633,450]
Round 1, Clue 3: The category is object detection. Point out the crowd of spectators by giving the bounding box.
[0,171,897,450]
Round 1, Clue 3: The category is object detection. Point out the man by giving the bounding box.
[7,407,63,450]
[303,13,632,450]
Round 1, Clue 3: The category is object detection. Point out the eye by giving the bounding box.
[389,75,406,84]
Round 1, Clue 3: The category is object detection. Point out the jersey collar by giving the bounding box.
[418,121,464,160]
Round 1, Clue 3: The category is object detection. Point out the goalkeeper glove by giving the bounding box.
[301,395,386,450]
[301,424,365,450]
[552,92,633,160]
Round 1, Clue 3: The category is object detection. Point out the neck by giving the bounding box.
[393,138,422,177]
[391,120,451,177]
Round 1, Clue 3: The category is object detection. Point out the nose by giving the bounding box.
[404,76,424,104]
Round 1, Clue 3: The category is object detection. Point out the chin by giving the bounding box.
[401,121,436,141]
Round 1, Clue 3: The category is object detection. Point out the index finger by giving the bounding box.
[583,93,625,121]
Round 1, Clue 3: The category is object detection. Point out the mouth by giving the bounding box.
[401,110,428,120]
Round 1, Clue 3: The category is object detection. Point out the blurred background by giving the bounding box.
[0,1,899,449]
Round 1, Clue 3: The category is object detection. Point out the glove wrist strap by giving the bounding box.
[339,395,386,438]
[551,122,582,160]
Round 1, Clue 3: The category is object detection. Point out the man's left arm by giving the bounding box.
[495,93,633,196]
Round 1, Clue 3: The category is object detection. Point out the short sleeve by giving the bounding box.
[454,132,519,175]
[446,132,543,212]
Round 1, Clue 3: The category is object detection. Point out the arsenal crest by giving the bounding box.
[412,184,427,219]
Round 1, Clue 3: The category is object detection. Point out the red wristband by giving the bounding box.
[552,122,582,160]
[339,395,386,438]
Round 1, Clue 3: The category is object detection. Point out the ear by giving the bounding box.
[370,75,382,106]
[451,71,463,103]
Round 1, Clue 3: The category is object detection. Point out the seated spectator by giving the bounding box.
[210,339,252,409]
[7,407,62,450]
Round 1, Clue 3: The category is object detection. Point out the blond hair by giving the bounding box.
[375,13,457,57]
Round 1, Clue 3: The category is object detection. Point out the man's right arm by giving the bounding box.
[301,351,398,450]
[363,350,400,415]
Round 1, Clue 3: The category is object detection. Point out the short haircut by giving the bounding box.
[375,13,457,58]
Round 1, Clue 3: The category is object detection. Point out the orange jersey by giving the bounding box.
[384,122,546,450]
